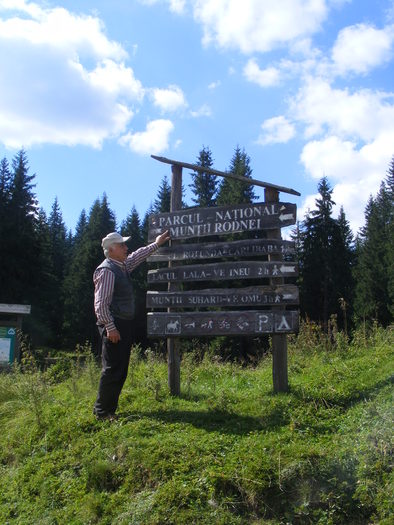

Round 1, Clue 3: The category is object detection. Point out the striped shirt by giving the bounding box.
[94,242,158,332]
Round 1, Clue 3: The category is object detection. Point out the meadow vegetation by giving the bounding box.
[0,323,392,524]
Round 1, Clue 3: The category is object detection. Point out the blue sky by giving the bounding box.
[0,0,393,235]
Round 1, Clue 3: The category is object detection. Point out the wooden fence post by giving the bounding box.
[167,164,182,395]
[264,187,289,393]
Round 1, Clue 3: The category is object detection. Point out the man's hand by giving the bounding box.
[106,328,121,343]
[155,230,171,246]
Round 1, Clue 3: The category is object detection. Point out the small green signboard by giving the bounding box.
[0,326,16,364]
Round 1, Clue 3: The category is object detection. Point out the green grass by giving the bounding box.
[0,325,392,524]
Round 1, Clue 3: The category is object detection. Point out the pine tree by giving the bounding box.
[2,150,39,302]
[73,209,88,246]
[386,158,394,318]
[353,197,375,320]
[48,198,67,281]
[216,146,256,206]
[0,150,58,344]
[334,206,355,330]
[153,175,171,213]
[62,195,116,347]
[61,209,87,305]
[354,160,394,325]
[141,204,154,243]
[0,157,11,209]
[0,158,12,272]
[299,177,354,330]
[29,208,58,343]
[189,146,217,207]
[121,206,144,252]
[45,198,68,346]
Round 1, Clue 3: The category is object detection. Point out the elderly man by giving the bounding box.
[93,230,170,420]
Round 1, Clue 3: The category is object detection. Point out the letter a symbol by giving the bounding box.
[276,315,290,331]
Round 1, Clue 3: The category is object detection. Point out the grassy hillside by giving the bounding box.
[0,325,392,524]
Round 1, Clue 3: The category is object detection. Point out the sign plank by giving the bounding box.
[147,238,295,262]
[148,201,297,241]
[147,285,299,308]
[0,304,31,314]
[148,261,298,283]
[148,310,299,336]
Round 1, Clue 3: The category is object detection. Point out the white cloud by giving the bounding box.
[290,72,394,233]
[0,1,142,148]
[138,0,186,14]
[299,133,393,232]
[150,85,187,112]
[192,0,329,53]
[257,116,295,145]
[208,80,221,89]
[332,23,394,75]
[190,104,212,117]
[243,58,280,87]
[291,77,394,141]
[88,59,144,99]
[290,37,316,57]
[119,119,174,155]
[169,0,186,13]
[0,1,126,59]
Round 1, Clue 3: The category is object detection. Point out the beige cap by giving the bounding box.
[102,232,130,251]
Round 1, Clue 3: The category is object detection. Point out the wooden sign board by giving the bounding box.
[0,304,31,314]
[147,285,299,308]
[147,238,295,262]
[148,310,299,336]
[148,201,296,241]
[148,261,298,283]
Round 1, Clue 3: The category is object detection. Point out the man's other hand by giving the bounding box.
[107,328,121,343]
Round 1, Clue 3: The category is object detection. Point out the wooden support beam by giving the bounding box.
[152,155,301,196]
[167,164,182,396]
[265,187,289,393]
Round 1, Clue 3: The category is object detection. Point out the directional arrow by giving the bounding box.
[279,213,294,222]
[280,265,296,273]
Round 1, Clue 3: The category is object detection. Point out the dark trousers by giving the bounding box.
[94,318,134,416]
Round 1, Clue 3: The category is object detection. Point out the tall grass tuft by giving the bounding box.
[11,333,49,429]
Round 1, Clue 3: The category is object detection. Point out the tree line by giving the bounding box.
[0,147,392,353]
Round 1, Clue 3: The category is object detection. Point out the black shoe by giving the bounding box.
[94,411,118,422]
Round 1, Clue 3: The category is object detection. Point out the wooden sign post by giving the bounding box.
[265,187,289,392]
[149,156,300,395]
[167,164,182,395]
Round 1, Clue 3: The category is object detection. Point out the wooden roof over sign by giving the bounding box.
[151,155,301,197]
